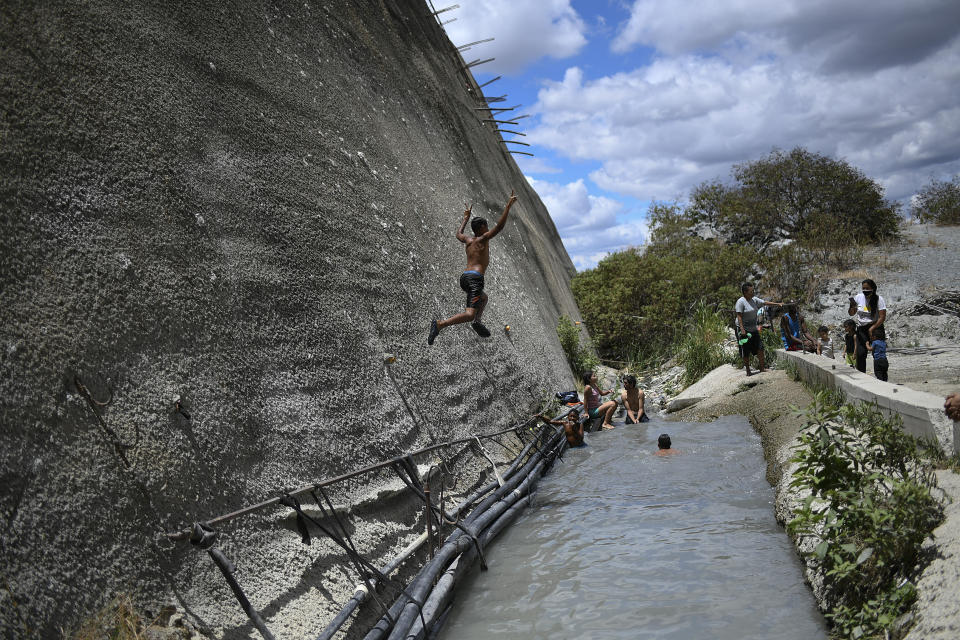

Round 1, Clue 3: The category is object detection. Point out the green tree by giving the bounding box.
[912,175,960,225]
[700,147,900,249]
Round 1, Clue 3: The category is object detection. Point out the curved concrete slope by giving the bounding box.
[780,351,958,453]
[0,1,581,635]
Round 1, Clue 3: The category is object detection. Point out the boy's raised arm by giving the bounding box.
[482,189,517,240]
[455,202,472,243]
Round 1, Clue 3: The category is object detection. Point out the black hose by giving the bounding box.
[316,428,547,640]
[364,427,563,640]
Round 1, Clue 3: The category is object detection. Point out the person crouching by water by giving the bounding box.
[780,303,816,352]
[583,371,617,430]
[735,282,783,376]
[620,374,650,423]
[847,278,889,381]
[654,433,679,456]
[537,409,585,448]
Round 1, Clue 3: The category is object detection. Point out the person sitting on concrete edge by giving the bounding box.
[816,325,835,359]
[735,282,784,376]
[847,278,889,381]
[537,409,585,448]
[780,303,816,352]
[583,371,617,430]
[654,433,680,456]
[841,319,857,366]
[428,189,517,345]
[620,374,649,423]
[945,392,960,421]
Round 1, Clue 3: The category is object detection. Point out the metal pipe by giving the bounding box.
[456,38,494,51]
[507,151,534,156]
[166,424,530,541]
[430,4,459,16]
[478,76,501,89]
[464,57,494,69]
[499,140,530,147]
[207,547,276,640]
[496,130,526,137]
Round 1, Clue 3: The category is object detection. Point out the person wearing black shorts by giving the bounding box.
[428,190,517,345]
[735,282,783,376]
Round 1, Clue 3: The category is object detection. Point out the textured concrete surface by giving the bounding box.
[0,2,581,637]
[781,350,959,454]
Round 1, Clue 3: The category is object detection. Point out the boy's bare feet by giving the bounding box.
[428,320,439,345]
[471,322,491,338]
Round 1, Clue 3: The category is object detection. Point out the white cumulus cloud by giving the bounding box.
[441,0,588,74]
[527,177,648,269]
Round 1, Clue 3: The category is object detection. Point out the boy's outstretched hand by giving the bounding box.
[508,189,517,205]
[463,202,472,218]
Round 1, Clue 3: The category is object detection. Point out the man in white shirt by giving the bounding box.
[735,283,783,376]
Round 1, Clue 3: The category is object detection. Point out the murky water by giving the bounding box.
[440,416,827,639]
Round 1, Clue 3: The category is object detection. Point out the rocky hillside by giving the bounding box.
[0,2,582,636]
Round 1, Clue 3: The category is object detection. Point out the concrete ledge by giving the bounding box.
[780,350,959,454]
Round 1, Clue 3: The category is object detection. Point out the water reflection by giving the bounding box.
[440,416,826,640]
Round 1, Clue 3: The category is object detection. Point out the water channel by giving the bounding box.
[439,416,827,639]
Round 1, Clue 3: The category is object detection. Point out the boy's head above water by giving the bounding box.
[658,434,672,449]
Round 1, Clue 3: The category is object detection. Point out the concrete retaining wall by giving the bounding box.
[780,351,958,454]
[0,2,582,636]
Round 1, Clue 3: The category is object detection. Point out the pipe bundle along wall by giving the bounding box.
[364,425,566,640]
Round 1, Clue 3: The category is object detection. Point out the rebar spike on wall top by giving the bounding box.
[478,76,501,89]
[431,4,459,16]
[465,57,495,69]
[457,38,494,51]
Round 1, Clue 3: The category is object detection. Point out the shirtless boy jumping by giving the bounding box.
[428,189,517,345]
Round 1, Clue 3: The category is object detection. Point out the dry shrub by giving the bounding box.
[65,595,147,640]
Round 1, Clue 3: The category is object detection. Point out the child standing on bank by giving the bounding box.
[842,319,856,367]
[816,325,835,358]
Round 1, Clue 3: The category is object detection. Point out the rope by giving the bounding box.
[74,376,133,468]
[473,436,504,487]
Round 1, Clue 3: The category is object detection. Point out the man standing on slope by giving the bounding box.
[428,189,517,345]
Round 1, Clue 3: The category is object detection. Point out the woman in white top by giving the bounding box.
[846,278,888,379]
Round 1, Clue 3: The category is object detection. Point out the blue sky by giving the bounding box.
[441,0,960,270]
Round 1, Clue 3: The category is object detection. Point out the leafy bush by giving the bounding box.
[571,206,757,362]
[556,315,599,380]
[676,302,732,386]
[787,393,944,639]
[912,175,960,225]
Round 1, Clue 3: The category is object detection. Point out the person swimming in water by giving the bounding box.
[654,433,679,456]
[428,190,517,345]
